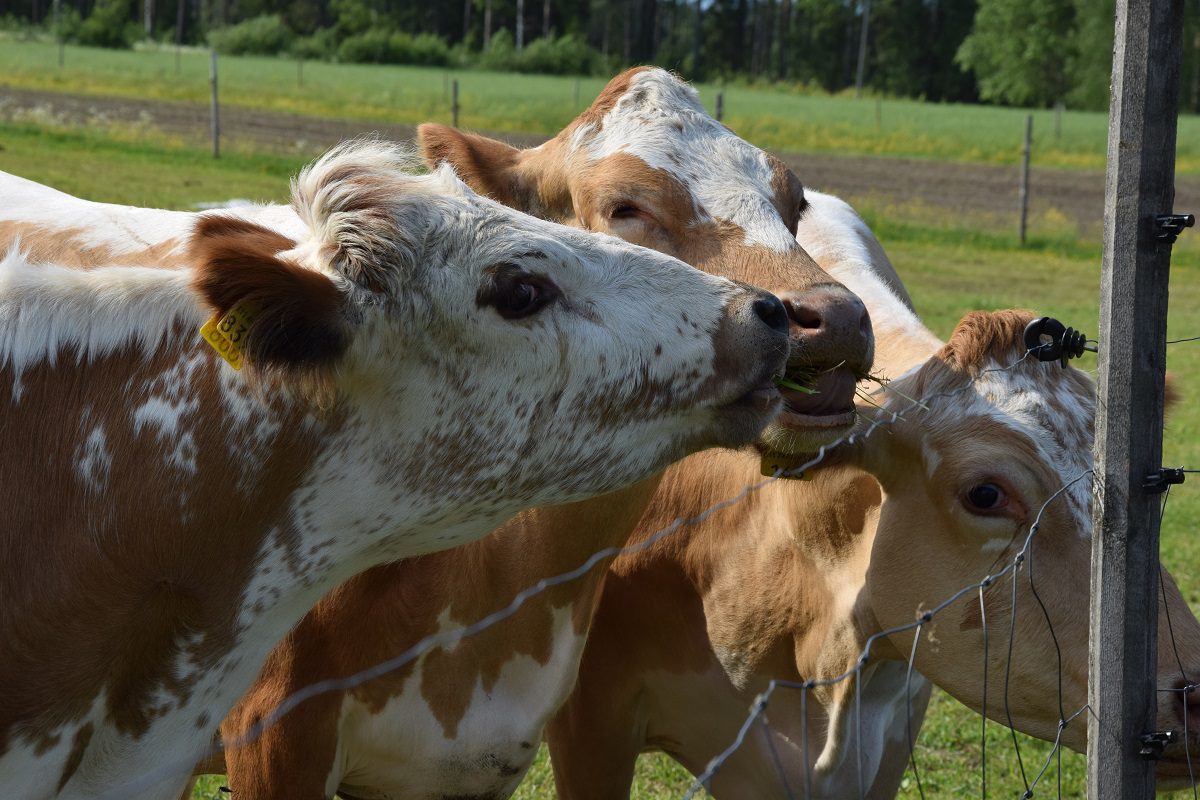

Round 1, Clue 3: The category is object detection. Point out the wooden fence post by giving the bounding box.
[715,91,724,122]
[53,0,63,67]
[210,50,220,159]
[174,0,183,74]
[1088,1,1187,798]
[1018,114,1032,246]
[452,79,460,128]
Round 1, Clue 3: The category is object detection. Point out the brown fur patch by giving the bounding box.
[220,479,661,795]
[418,124,524,207]
[0,220,189,269]
[767,155,806,234]
[189,216,347,405]
[938,309,1039,371]
[0,334,328,761]
[570,67,654,131]
[55,723,94,793]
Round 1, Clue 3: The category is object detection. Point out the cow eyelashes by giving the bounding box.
[962,482,1009,514]
[611,203,641,220]
[477,264,559,320]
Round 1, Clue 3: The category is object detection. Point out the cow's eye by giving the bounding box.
[478,265,558,320]
[610,202,644,221]
[963,483,1008,514]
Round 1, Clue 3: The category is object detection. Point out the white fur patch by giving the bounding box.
[75,423,113,493]
[0,249,202,377]
[578,71,797,253]
[332,606,585,799]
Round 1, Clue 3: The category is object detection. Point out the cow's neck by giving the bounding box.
[614,451,877,685]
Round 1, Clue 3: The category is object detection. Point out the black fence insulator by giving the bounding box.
[1155,213,1195,244]
[1142,468,1186,493]
[1137,731,1176,760]
[1023,317,1096,367]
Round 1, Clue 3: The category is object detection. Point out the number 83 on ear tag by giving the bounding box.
[200,302,261,371]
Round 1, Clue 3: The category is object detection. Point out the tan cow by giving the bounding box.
[545,191,1200,797]
[0,140,792,800]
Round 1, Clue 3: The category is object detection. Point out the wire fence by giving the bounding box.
[100,328,1199,800]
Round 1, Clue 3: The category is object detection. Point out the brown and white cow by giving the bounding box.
[177,70,877,798]
[545,191,1200,797]
[0,140,793,800]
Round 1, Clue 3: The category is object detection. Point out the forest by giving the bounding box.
[2,0,1198,112]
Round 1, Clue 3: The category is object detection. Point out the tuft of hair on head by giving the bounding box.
[291,138,436,296]
[189,215,348,408]
[938,309,1041,373]
[890,310,1045,403]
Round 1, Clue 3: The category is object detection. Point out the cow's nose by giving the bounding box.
[752,293,789,335]
[776,285,873,370]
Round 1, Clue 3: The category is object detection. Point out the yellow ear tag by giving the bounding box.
[200,302,262,371]
[760,453,815,480]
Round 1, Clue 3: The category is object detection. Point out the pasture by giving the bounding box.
[2,83,1199,797]
[3,38,1200,173]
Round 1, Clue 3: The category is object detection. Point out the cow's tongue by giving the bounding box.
[779,368,857,416]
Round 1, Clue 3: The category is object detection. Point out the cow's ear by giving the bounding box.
[190,216,349,385]
[417,124,528,208]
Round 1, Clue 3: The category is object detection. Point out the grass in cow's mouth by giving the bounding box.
[774,374,819,394]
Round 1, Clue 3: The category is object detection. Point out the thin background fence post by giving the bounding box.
[715,90,724,122]
[1088,1,1186,798]
[174,0,183,74]
[573,77,580,110]
[452,79,460,128]
[53,0,62,67]
[210,49,220,159]
[1018,114,1032,246]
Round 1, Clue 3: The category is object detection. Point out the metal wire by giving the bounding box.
[904,623,927,799]
[1157,484,1198,799]
[979,584,990,799]
[760,713,798,800]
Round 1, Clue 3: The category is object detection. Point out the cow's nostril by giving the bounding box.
[785,299,824,330]
[753,295,789,335]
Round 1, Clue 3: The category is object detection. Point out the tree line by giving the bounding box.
[2,0,1198,112]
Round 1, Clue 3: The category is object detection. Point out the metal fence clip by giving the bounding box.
[1023,317,1096,367]
[1143,468,1186,493]
[1156,213,1195,244]
[1138,730,1176,760]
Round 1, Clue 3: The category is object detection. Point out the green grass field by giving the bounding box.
[4,121,1200,798]
[3,37,1200,173]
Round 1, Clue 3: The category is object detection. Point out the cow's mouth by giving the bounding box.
[775,366,858,430]
[724,372,784,415]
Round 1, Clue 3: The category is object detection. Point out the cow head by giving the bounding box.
[189,141,791,516]
[856,309,1200,787]
[418,67,874,456]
